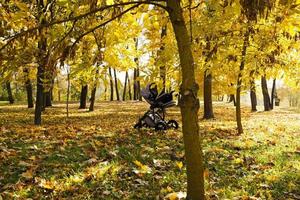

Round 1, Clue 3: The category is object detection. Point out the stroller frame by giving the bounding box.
[134,83,178,131]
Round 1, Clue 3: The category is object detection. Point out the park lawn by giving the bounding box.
[0,102,299,199]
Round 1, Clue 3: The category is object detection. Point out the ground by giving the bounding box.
[0,101,299,200]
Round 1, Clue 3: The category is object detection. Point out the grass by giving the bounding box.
[0,101,299,199]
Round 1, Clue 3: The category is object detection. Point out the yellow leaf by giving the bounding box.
[176,161,183,169]
[21,170,34,179]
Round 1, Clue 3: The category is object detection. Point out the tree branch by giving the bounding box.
[0,0,167,52]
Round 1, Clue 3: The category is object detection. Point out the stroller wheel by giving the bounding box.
[167,120,179,129]
[134,122,142,129]
[155,121,167,131]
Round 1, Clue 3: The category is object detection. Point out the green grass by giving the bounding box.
[0,102,299,199]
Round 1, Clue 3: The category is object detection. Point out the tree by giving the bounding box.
[6,81,14,104]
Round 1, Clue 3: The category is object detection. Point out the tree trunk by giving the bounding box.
[6,82,14,104]
[45,91,52,107]
[108,67,114,101]
[261,75,271,111]
[203,70,214,119]
[271,78,276,109]
[113,68,120,101]
[66,70,70,118]
[249,71,257,112]
[236,26,250,135]
[89,69,99,111]
[23,68,34,108]
[128,71,132,100]
[136,67,142,101]
[123,71,128,101]
[159,25,167,92]
[229,94,236,106]
[26,80,34,108]
[79,85,88,109]
[167,0,205,199]
[250,84,257,112]
[89,86,97,111]
[133,68,137,100]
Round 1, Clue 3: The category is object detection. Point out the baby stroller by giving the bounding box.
[134,83,179,131]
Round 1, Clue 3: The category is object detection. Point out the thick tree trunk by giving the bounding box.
[236,27,250,135]
[108,67,114,101]
[261,75,271,111]
[6,82,14,104]
[79,85,88,109]
[123,71,128,101]
[271,78,276,109]
[113,68,120,101]
[167,0,205,199]
[203,70,214,119]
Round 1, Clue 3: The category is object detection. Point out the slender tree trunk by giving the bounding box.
[123,71,128,101]
[128,72,132,100]
[229,94,236,106]
[45,91,52,107]
[23,68,34,108]
[6,82,14,104]
[271,78,276,109]
[236,26,250,135]
[167,0,205,199]
[203,70,214,119]
[79,85,88,109]
[133,68,137,100]
[261,75,271,111]
[113,68,120,101]
[89,69,99,111]
[25,80,34,108]
[136,68,142,101]
[159,26,167,93]
[249,71,257,112]
[57,78,61,102]
[108,67,114,101]
[250,85,257,112]
[66,70,70,118]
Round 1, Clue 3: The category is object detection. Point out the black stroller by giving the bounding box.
[134,83,179,131]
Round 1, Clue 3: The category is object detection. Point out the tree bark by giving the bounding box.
[250,85,257,112]
[133,68,137,100]
[25,80,34,108]
[167,0,205,199]
[159,25,167,92]
[45,91,52,107]
[123,71,128,101]
[203,70,214,119]
[108,67,114,101]
[89,69,99,111]
[229,94,236,106]
[271,78,276,109]
[249,71,257,112]
[113,68,120,101]
[128,71,132,100]
[236,26,250,135]
[79,85,88,109]
[34,21,47,125]
[261,75,271,111]
[6,82,14,104]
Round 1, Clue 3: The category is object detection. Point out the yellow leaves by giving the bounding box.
[234,158,244,165]
[38,178,56,190]
[21,169,34,179]
[164,191,186,200]
[175,161,183,170]
[133,160,152,175]
[106,0,114,5]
